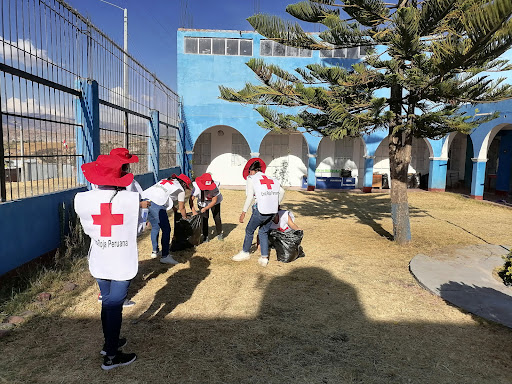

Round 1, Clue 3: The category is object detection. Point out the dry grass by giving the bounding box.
[1,189,512,384]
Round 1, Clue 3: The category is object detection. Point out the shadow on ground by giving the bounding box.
[2,267,512,384]
[288,191,427,240]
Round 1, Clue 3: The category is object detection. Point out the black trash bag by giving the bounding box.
[170,213,203,251]
[268,229,305,263]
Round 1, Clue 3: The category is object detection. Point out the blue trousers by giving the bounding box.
[242,206,275,257]
[148,202,171,257]
[96,279,130,357]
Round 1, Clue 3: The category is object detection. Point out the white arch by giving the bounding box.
[477,123,512,160]
[258,131,308,187]
[316,136,365,187]
[192,125,251,186]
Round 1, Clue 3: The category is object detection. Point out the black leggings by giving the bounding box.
[203,204,222,238]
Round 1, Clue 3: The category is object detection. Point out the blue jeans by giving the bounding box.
[96,279,131,357]
[243,206,275,257]
[148,202,171,257]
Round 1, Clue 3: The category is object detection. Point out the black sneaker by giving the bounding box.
[100,337,127,356]
[101,352,137,371]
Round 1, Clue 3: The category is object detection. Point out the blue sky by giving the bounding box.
[66,0,299,90]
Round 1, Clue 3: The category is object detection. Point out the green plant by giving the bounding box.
[498,251,512,286]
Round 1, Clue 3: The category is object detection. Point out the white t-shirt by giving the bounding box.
[191,181,223,208]
[74,189,139,281]
[270,210,295,232]
[141,179,185,207]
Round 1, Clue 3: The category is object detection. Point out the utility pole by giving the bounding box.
[99,0,129,148]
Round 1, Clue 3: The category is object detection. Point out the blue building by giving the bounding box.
[177,28,512,200]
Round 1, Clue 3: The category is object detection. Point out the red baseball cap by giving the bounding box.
[109,148,139,164]
[171,173,192,189]
[243,158,266,180]
[195,173,217,191]
[81,155,134,187]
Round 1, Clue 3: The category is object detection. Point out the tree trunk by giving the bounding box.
[389,129,412,244]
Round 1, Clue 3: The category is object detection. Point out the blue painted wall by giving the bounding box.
[0,188,85,276]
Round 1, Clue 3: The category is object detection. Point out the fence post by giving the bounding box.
[148,109,159,182]
[0,89,5,202]
[75,79,100,186]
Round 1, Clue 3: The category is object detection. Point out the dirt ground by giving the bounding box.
[1,189,512,384]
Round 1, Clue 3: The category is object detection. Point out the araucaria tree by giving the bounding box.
[219,0,512,244]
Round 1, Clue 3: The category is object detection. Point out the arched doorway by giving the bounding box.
[483,124,512,197]
[445,132,473,190]
[316,136,365,187]
[373,137,430,188]
[192,125,250,186]
[258,132,308,187]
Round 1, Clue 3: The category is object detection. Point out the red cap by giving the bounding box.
[81,155,134,187]
[243,158,266,180]
[109,148,139,164]
[171,173,192,189]
[195,173,217,190]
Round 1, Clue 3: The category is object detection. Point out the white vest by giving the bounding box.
[141,179,183,206]
[74,190,139,281]
[192,181,223,207]
[250,172,280,214]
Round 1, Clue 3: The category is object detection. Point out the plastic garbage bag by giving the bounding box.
[170,213,203,251]
[268,229,305,263]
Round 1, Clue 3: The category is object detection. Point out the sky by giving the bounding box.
[65,0,300,91]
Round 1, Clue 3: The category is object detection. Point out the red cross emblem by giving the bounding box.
[160,180,174,186]
[259,175,274,190]
[92,203,124,237]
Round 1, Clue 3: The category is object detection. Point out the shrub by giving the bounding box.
[498,251,512,286]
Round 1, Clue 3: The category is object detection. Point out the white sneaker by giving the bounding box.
[123,299,136,307]
[151,250,161,259]
[258,257,269,267]
[232,251,250,261]
[160,255,179,265]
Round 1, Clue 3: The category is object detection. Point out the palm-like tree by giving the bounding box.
[219,0,512,244]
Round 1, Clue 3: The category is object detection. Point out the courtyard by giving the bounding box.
[1,190,511,383]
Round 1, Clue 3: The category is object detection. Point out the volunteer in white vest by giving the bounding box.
[190,173,223,242]
[95,148,142,308]
[141,173,191,264]
[75,154,147,370]
[233,158,284,267]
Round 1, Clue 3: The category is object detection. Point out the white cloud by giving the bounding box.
[5,96,66,118]
[0,36,53,68]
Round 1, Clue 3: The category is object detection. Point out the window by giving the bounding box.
[240,39,253,56]
[185,37,198,54]
[260,40,272,56]
[273,42,286,57]
[184,37,253,56]
[334,137,356,169]
[231,133,250,166]
[194,133,211,165]
[226,39,239,55]
[260,40,312,57]
[346,47,359,59]
[199,38,212,54]
[212,38,225,55]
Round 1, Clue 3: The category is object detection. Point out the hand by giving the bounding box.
[192,209,198,216]
[140,201,151,208]
[200,207,207,214]
[239,212,246,223]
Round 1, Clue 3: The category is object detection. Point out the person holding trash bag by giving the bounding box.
[268,208,305,263]
[232,158,284,267]
[141,173,191,264]
[190,173,223,242]
[75,154,148,370]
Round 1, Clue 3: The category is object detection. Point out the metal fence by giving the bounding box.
[0,0,180,201]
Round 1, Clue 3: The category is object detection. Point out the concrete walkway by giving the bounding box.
[410,244,512,328]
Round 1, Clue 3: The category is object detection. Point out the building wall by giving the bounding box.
[177,29,364,187]
[178,28,512,195]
